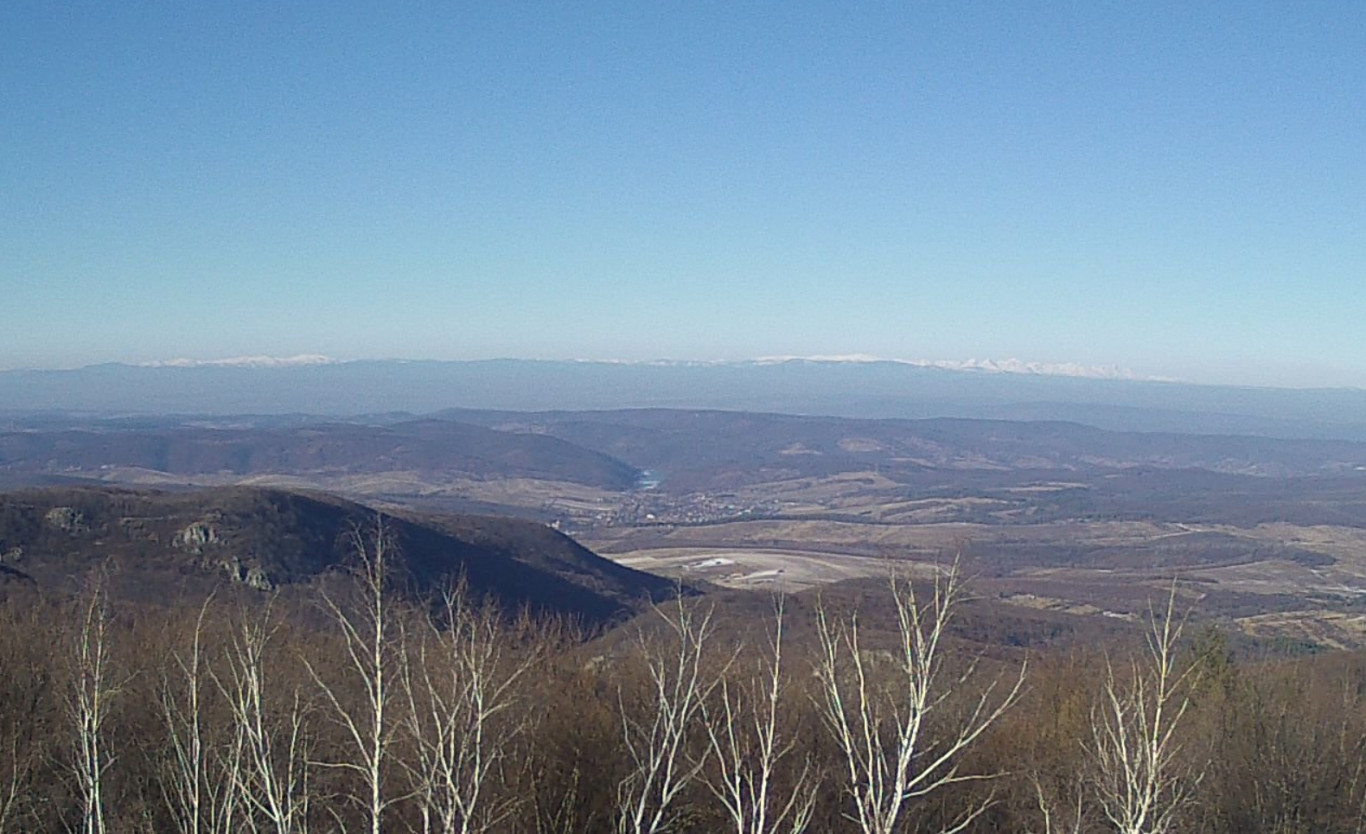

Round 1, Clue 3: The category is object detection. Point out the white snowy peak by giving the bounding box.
[749,355,1148,381]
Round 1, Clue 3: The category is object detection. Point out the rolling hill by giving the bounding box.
[0,485,673,624]
[0,418,640,490]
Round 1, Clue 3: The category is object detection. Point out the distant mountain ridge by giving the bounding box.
[36,354,1157,379]
[137,354,338,368]
[0,419,639,490]
[441,408,1366,487]
[4,358,1366,442]
[6,409,1366,513]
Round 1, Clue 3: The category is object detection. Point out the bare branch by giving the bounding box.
[616,592,725,834]
[212,599,311,834]
[1087,580,1202,834]
[1028,773,1085,834]
[65,580,123,834]
[304,513,399,834]
[814,559,1025,834]
[0,733,29,834]
[700,594,817,834]
[399,579,541,834]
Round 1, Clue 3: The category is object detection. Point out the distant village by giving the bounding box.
[556,489,780,534]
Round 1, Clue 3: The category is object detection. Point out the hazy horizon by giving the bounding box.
[8,353,1366,393]
[4,3,1362,388]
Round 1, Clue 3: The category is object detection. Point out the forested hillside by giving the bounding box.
[3,558,1365,834]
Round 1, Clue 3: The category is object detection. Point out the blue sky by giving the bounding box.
[3,2,1363,387]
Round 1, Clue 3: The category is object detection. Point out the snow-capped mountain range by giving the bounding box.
[5,355,1364,442]
[748,355,1154,381]
[130,354,1150,381]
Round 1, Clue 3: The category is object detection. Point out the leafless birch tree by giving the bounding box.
[160,593,242,834]
[400,582,539,834]
[616,594,723,834]
[814,562,1024,834]
[0,598,50,834]
[701,595,816,834]
[1027,773,1085,834]
[66,582,120,834]
[215,601,311,834]
[1089,583,1201,834]
[307,515,398,834]
[0,734,29,834]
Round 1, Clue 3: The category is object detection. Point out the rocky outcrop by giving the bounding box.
[44,506,86,533]
[215,553,275,592]
[176,521,218,550]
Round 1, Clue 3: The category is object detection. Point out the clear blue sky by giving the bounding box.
[3,2,1363,387]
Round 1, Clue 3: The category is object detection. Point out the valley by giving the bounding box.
[5,407,1366,650]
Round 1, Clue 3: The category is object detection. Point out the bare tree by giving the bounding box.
[160,593,242,834]
[529,763,596,834]
[814,561,1025,834]
[0,734,29,834]
[1028,774,1085,834]
[0,598,51,834]
[700,595,816,834]
[616,594,723,834]
[306,515,398,834]
[399,581,540,834]
[66,582,120,834]
[215,600,310,834]
[1088,582,1201,834]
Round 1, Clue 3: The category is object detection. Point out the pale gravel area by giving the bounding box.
[605,546,941,592]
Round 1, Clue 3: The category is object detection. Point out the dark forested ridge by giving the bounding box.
[0,485,671,623]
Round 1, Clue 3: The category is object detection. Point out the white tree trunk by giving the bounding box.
[0,722,31,834]
[616,593,722,834]
[701,595,816,834]
[160,593,242,834]
[814,561,1024,834]
[400,580,539,834]
[214,600,311,834]
[307,514,396,834]
[67,583,118,834]
[1089,582,1201,834]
